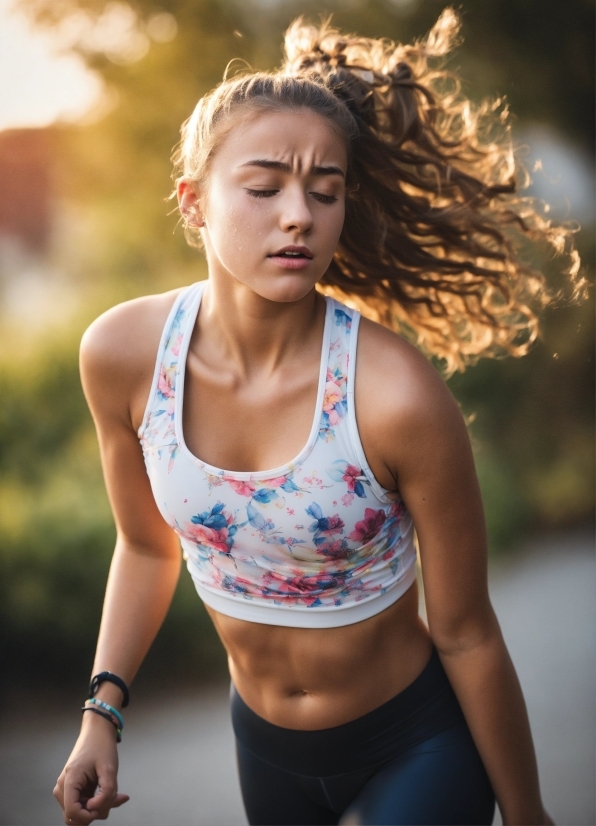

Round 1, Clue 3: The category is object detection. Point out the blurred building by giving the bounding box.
[0,128,54,254]
[0,127,75,327]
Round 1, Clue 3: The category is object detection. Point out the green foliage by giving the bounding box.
[0,328,227,685]
[2,0,593,686]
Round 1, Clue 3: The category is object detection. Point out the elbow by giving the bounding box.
[429,604,503,657]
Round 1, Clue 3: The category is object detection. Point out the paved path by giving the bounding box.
[0,532,593,825]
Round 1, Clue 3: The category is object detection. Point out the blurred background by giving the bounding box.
[0,0,593,823]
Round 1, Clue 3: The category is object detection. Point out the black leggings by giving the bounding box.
[231,647,496,825]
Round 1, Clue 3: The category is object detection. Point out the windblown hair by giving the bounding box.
[172,8,585,373]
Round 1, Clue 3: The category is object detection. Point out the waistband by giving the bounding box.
[230,646,466,776]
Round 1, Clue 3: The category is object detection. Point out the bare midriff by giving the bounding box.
[206,579,434,730]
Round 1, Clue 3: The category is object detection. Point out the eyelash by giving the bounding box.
[246,189,338,205]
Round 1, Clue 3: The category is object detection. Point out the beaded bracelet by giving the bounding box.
[86,697,125,731]
[81,706,122,743]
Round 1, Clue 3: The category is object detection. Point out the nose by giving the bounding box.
[279,185,313,235]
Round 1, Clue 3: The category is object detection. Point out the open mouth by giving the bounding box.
[268,246,313,260]
[273,251,309,259]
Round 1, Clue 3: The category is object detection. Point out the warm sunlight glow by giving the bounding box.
[0,0,104,131]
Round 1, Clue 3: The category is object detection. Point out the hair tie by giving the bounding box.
[351,68,375,84]
[389,62,414,85]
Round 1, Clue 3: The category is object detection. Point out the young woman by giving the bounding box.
[53,9,582,826]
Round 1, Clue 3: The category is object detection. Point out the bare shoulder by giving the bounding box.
[356,315,461,424]
[80,287,183,373]
[80,286,184,427]
[355,316,469,488]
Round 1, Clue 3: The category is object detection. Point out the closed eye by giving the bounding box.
[245,189,338,204]
[311,193,338,204]
[246,189,278,198]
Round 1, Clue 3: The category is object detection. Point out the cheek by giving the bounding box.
[208,189,267,257]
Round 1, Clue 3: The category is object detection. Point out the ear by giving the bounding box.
[177,177,205,227]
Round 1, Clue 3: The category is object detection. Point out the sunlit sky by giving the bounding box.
[0,0,103,131]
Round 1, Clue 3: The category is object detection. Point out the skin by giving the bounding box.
[54,109,554,825]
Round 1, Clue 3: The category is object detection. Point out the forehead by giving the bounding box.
[212,108,348,174]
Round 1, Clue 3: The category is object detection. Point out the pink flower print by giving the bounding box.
[324,515,344,534]
[317,538,350,559]
[262,568,348,603]
[170,332,183,357]
[306,503,345,549]
[326,461,369,498]
[287,508,295,515]
[323,381,343,426]
[389,498,406,521]
[186,522,231,554]
[226,479,256,497]
[348,508,387,544]
[157,364,176,400]
[186,502,237,554]
[268,476,289,488]
[343,464,361,491]
[341,492,355,507]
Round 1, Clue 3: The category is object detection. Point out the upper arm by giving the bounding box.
[357,323,496,651]
[80,299,180,558]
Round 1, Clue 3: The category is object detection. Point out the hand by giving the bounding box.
[53,714,129,824]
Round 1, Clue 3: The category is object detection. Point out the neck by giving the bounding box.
[197,274,327,378]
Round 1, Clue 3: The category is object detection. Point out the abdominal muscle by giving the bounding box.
[206,579,434,730]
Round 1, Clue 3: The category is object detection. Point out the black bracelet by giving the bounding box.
[81,706,122,743]
[89,671,130,708]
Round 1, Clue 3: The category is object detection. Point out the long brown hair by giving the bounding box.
[172,8,585,373]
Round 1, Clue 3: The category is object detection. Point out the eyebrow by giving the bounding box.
[239,159,345,178]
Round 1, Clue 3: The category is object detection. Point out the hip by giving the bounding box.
[230,644,469,777]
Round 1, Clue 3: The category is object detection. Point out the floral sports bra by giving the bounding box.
[138,281,417,628]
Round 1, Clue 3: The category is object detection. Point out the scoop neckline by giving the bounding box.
[174,282,334,481]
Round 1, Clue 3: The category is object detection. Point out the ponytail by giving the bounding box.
[174,8,586,373]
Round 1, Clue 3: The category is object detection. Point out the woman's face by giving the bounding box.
[178,107,347,304]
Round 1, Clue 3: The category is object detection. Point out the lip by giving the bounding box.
[267,245,314,271]
[268,245,313,259]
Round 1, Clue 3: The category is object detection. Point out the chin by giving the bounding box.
[247,273,320,305]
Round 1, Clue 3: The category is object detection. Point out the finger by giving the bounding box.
[53,778,65,808]
[62,802,97,826]
[63,770,99,825]
[87,792,130,813]
[85,767,118,818]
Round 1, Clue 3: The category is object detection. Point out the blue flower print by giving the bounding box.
[306,502,345,547]
[334,309,352,331]
[325,460,369,499]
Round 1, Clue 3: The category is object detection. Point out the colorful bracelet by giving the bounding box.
[89,671,130,708]
[86,697,125,730]
[81,706,122,743]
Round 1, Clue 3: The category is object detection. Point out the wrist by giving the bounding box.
[502,802,548,825]
[90,681,125,711]
[80,707,119,738]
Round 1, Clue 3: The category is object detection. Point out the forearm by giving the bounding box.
[438,622,545,825]
[90,536,182,709]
